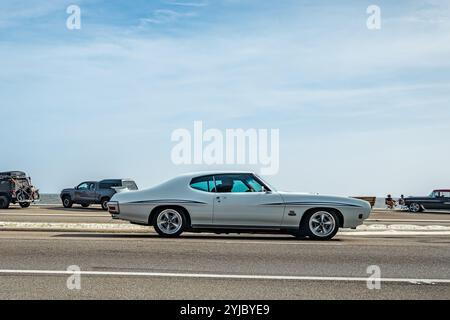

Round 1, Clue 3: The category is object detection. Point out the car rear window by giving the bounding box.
[99,181,121,189]
[122,181,138,190]
[190,176,215,192]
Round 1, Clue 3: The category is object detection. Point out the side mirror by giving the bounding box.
[261,186,271,193]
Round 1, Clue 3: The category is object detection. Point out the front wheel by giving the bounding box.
[409,203,422,213]
[62,196,73,208]
[0,196,10,209]
[19,202,31,208]
[298,210,340,240]
[153,208,186,237]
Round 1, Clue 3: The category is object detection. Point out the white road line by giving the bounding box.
[367,219,450,223]
[0,269,448,284]
[0,213,107,218]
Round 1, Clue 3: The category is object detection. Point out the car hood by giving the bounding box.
[406,196,431,200]
[277,191,371,209]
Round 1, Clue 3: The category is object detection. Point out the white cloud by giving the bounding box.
[164,0,209,7]
[139,9,197,25]
[0,0,449,194]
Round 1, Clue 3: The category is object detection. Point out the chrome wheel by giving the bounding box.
[409,203,421,213]
[309,211,336,237]
[156,209,183,235]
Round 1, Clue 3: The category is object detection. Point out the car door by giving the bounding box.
[74,182,97,203]
[85,182,98,203]
[438,191,450,209]
[212,174,285,227]
[74,182,90,202]
[426,191,444,209]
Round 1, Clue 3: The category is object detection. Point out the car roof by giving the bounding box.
[178,171,256,179]
[434,189,450,192]
[0,171,27,178]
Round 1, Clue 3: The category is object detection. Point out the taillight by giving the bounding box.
[107,201,120,214]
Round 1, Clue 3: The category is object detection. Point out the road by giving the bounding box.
[0,231,449,299]
[2,205,450,225]
[0,206,449,299]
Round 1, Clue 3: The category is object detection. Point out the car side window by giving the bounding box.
[77,183,89,190]
[246,176,264,192]
[190,176,215,192]
[231,180,250,192]
[213,174,258,193]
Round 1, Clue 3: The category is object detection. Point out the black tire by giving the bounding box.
[298,209,340,240]
[62,196,73,208]
[81,204,90,208]
[153,207,187,238]
[19,202,31,208]
[0,196,10,209]
[409,203,422,213]
[101,198,110,211]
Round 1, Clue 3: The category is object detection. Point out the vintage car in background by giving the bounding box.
[0,171,40,209]
[107,172,372,240]
[405,189,450,213]
[60,179,138,210]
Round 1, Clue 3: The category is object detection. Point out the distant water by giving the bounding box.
[38,194,61,204]
[37,193,389,208]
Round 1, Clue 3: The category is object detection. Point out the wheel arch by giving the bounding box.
[148,205,191,227]
[300,207,344,228]
[0,192,11,199]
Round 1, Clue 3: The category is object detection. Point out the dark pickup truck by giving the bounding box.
[60,179,138,210]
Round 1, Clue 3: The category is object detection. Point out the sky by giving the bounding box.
[0,0,449,196]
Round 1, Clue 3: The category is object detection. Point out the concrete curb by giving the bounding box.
[2,221,450,234]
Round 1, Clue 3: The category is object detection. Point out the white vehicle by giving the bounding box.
[108,172,371,240]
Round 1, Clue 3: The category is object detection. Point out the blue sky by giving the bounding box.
[1,0,449,196]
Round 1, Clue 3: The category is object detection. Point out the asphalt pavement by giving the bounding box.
[0,206,449,299]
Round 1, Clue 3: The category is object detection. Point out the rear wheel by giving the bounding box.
[19,202,31,208]
[62,196,73,208]
[153,208,186,237]
[101,198,110,211]
[409,203,422,213]
[0,196,10,209]
[298,209,340,240]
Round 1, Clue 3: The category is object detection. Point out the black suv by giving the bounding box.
[0,171,40,209]
[60,179,138,210]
